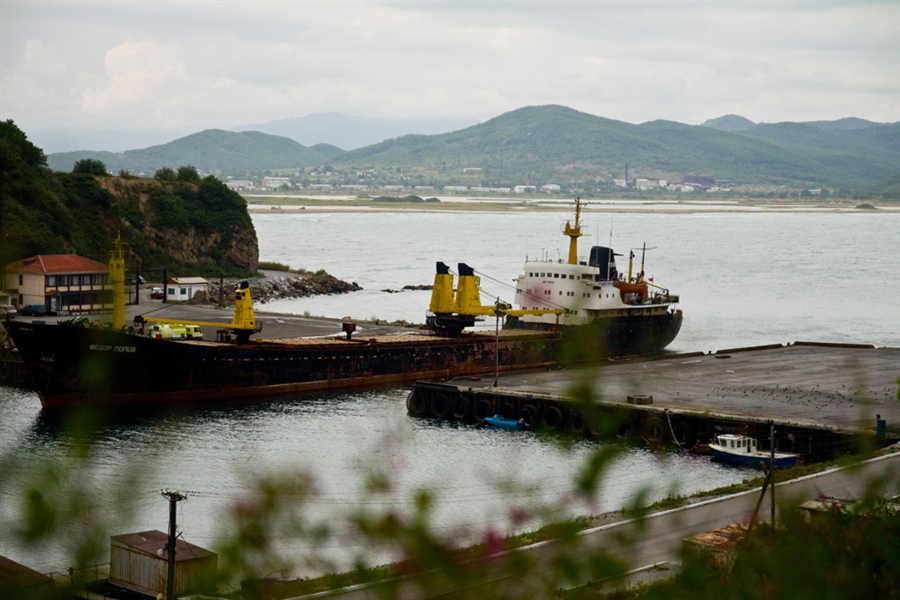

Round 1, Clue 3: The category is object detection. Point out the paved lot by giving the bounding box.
[479,344,900,436]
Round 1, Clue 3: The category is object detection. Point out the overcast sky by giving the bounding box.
[2,0,898,136]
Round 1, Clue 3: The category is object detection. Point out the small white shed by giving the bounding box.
[165,277,208,302]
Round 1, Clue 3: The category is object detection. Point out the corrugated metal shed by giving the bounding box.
[109,530,216,597]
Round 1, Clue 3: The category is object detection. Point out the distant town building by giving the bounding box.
[309,184,334,190]
[414,186,434,191]
[340,184,368,190]
[444,186,469,192]
[542,184,561,192]
[684,175,716,188]
[614,179,627,188]
[514,185,537,194]
[262,177,291,189]
[463,167,482,173]
[225,180,255,190]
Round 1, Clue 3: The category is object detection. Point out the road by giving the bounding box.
[298,451,900,599]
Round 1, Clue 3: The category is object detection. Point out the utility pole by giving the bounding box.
[770,420,776,524]
[161,491,186,600]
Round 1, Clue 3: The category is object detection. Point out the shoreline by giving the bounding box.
[246,198,897,215]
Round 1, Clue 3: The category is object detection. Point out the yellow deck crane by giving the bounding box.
[133,281,261,344]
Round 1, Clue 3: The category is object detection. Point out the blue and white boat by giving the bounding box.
[709,434,798,469]
[483,414,525,431]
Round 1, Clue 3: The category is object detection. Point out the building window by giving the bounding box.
[47,276,56,286]
[168,289,175,295]
[18,275,23,285]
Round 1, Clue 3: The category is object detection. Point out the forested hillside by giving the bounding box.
[335,106,898,190]
[1,120,259,276]
[39,105,900,194]
[47,129,335,175]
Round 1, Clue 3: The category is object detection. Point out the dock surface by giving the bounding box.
[447,343,900,436]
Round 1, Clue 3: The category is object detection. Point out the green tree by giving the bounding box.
[154,166,176,181]
[176,165,201,182]
[72,158,108,176]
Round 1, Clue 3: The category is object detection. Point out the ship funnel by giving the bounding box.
[429,262,456,313]
[455,263,483,314]
[589,246,620,281]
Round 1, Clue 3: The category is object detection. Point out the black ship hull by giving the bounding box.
[5,320,562,408]
[505,309,683,356]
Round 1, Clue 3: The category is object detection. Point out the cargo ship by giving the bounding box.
[429,197,682,355]
[5,201,681,409]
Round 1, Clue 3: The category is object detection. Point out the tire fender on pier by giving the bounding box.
[671,420,696,448]
[406,390,429,416]
[616,418,634,439]
[642,416,667,443]
[431,395,450,419]
[541,406,563,430]
[568,409,587,434]
[499,402,518,420]
[474,399,494,420]
[451,396,470,420]
[521,405,539,427]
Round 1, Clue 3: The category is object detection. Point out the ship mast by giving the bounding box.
[563,197,583,265]
[110,233,126,331]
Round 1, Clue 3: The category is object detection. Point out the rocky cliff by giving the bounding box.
[97,176,259,276]
[1,120,258,274]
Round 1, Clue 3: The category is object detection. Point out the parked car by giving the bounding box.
[150,287,165,299]
[19,305,56,317]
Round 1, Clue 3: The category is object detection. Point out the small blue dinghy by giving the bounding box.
[483,414,525,431]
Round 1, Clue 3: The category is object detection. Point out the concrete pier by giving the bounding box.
[408,343,900,460]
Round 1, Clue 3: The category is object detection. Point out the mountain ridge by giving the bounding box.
[38,105,900,192]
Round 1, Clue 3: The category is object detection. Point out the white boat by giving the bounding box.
[709,433,799,469]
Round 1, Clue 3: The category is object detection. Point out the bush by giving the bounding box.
[72,158,108,176]
[154,166,176,181]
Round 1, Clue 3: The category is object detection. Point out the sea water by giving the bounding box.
[1,207,898,574]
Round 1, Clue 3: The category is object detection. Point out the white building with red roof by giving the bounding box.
[4,254,111,314]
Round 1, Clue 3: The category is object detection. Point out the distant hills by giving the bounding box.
[48,130,343,174]
[41,105,899,193]
[230,112,477,151]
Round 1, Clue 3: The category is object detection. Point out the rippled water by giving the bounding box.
[258,209,900,351]
[2,207,898,574]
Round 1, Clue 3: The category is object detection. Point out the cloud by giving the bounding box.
[1,1,897,134]
[81,40,188,116]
